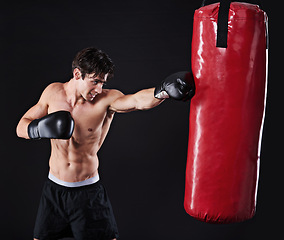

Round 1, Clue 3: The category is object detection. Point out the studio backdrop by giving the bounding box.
[0,0,279,239]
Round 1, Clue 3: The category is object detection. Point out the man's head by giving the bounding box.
[72,47,114,101]
[72,47,114,80]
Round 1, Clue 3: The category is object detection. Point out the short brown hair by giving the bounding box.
[72,47,114,80]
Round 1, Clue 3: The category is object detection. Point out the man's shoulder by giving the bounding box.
[45,82,64,92]
[41,82,64,97]
[97,89,124,111]
[37,82,64,103]
[102,89,124,99]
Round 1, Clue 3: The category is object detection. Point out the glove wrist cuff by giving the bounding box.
[154,90,170,99]
[28,119,40,139]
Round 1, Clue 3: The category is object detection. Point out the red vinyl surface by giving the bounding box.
[184,2,268,223]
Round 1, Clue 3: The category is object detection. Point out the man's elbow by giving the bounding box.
[16,120,30,139]
[16,125,22,138]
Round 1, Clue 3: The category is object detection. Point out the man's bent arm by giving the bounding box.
[16,84,53,139]
[109,88,165,113]
[16,101,49,139]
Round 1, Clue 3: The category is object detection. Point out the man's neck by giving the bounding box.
[64,78,86,107]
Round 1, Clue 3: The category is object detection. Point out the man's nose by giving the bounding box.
[95,83,103,94]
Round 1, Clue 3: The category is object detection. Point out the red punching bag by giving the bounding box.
[184,0,268,223]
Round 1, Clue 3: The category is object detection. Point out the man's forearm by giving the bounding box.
[133,88,165,111]
[109,88,165,113]
[16,117,32,139]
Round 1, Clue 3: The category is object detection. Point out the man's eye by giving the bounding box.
[92,81,107,86]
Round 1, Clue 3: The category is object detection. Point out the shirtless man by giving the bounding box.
[16,47,194,240]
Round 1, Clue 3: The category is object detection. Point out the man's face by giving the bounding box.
[77,72,108,101]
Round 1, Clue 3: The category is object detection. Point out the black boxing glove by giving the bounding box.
[28,111,74,140]
[154,71,195,101]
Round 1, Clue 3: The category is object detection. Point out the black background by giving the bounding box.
[0,0,281,239]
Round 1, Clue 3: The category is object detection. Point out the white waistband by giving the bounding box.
[48,172,100,188]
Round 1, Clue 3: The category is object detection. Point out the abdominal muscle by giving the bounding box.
[49,138,100,182]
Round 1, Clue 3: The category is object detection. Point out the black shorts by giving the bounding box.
[34,179,119,240]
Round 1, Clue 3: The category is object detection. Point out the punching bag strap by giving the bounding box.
[200,1,265,48]
[201,0,263,8]
[216,0,231,48]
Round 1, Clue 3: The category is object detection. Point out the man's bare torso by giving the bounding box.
[16,74,161,183]
[47,82,115,182]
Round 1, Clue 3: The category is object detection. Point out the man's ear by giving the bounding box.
[73,68,82,80]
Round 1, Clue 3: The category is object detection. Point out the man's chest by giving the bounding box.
[47,96,108,140]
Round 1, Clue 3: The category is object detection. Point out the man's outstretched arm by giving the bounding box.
[109,88,164,113]
[109,71,195,113]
